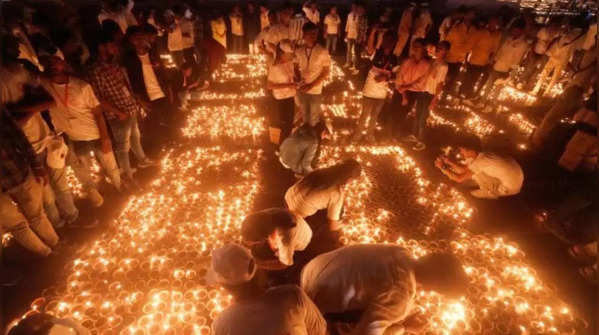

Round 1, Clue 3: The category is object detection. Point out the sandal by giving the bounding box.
[578,264,598,284]
[568,245,596,263]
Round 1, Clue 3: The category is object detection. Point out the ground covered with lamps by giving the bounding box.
[3,54,596,335]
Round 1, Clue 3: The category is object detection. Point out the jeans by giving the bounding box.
[37,151,78,227]
[274,97,295,140]
[0,172,59,256]
[297,93,322,126]
[108,114,148,178]
[411,92,434,141]
[345,38,358,67]
[355,97,386,138]
[445,62,462,96]
[72,139,121,191]
[462,64,489,99]
[326,34,338,54]
[232,34,245,54]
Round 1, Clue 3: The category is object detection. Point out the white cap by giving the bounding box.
[279,39,294,54]
[206,244,257,286]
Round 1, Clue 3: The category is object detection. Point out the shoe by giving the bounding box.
[68,218,100,229]
[0,267,23,286]
[87,189,104,207]
[403,135,418,143]
[470,189,498,199]
[412,141,426,151]
[138,158,158,168]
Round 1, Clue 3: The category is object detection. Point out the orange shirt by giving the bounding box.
[469,28,502,66]
[445,22,471,63]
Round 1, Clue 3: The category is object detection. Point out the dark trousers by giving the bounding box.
[463,64,489,99]
[183,47,197,65]
[412,92,434,141]
[231,35,245,54]
[389,91,432,139]
[274,97,295,140]
[445,62,462,95]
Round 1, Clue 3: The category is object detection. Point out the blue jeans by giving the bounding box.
[411,92,434,141]
[37,151,79,227]
[326,34,338,54]
[108,114,148,178]
[297,93,322,126]
[345,38,357,67]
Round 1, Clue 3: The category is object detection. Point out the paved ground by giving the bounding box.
[2,54,597,334]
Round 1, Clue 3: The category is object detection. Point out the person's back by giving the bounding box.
[212,284,327,335]
[469,152,524,195]
[279,129,318,175]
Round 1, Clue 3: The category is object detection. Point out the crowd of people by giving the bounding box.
[1,0,597,334]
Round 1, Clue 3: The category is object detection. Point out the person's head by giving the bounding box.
[127,25,151,54]
[409,38,426,61]
[509,18,526,38]
[455,136,481,162]
[1,34,21,64]
[232,4,242,15]
[8,313,88,335]
[435,40,450,60]
[102,19,124,44]
[381,31,397,51]
[412,253,468,299]
[330,6,337,15]
[275,39,294,63]
[206,244,257,289]
[298,159,362,194]
[140,23,158,45]
[278,7,292,25]
[133,6,151,25]
[355,3,365,16]
[96,31,121,63]
[487,16,501,31]
[302,22,319,47]
[39,55,67,79]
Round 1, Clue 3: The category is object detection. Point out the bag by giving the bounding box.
[46,134,68,169]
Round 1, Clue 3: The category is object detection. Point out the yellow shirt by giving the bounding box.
[445,22,471,64]
[469,28,502,66]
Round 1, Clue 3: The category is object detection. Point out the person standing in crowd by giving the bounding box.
[88,32,156,188]
[285,159,361,231]
[393,3,415,60]
[410,40,449,151]
[178,5,197,65]
[98,0,136,34]
[5,15,43,71]
[480,19,529,102]
[435,141,524,199]
[294,23,331,127]
[344,2,367,74]
[267,40,296,142]
[438,6,465,42]
[280,122,330,176]
[39,55,123,196]
[207,243,328,335]
[245,2,261,55]
[122,27,173,138]
[211,12,228,49]
[0,108,60,257]
[164,9,185,66]
[532,20,584,96]
[259,4,270,31]
[230,4,245,54]
[301,245,467,335]
[303,1,321,25]
[462,17,502,100]
[521,18,560,90]
[411,3,433,44]
[241,208,313,270]
[391,38,431,142]
[323,6,341,55]
[353,31,397,143]
[1,35,79,228]
[443,7,474,95]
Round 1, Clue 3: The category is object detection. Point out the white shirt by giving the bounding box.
[294,44,331,95]
[424,60,448,95]
[493,36,530,73]
[212,285,327,335]
[324,14,341,35]
[468,152,524,195]
[285,182,344,220]
[268,61,296,100]
[22,114,52,153]
[301,245,416,335]
[230,15,244,36]
[167,22,184,52]
[534,27,556,55]
[346,12,359,39]
[42,77,102,142]
[138,54,166,101]
[363,67,392,99]
[303,7,320,25]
